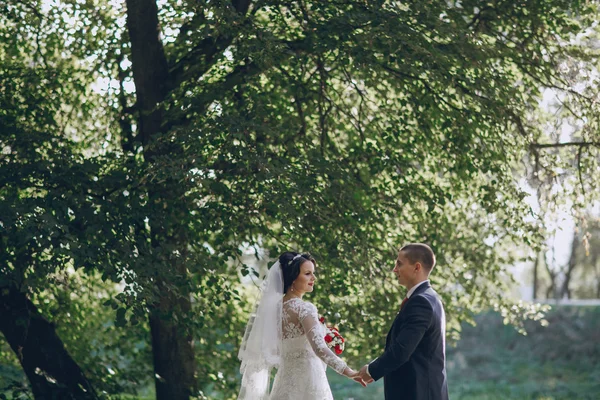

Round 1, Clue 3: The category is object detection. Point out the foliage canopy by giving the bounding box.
[1,0,599,398]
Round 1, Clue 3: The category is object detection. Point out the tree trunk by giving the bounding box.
[533,251,540,300]
[125,0,195,398]
[149,285,196,399]
[124,0,168,149]
[543,252,559,300]
[545,269,556,300]
[561,231,579,299]
[0,286,98,400]
[592,252,600,299]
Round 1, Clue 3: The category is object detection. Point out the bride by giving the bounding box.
[238,252,365,399]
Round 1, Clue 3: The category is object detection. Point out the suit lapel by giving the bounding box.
[384,282,432,348]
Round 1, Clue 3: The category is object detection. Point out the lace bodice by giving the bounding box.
[280,298,347,375]
[238,262,343,400]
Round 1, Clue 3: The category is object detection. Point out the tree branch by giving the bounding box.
[530,141,600,149]
[188,61,263,116]
[167,1,254,92]
[168,35,235,91]
[577,146,585,197]
[171,37,312,126]
[232,0,252,14]
[378,62,471,114]
[172,11,206,47]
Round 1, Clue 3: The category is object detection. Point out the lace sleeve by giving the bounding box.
[299,303,348,375]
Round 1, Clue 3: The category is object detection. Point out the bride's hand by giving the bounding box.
[343,367,356,377]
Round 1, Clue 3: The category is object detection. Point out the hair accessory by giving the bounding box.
[292,254,302,261]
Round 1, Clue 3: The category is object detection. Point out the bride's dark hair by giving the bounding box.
[279,252,316,293]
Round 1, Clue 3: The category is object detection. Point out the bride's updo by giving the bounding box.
[279,252,316,294]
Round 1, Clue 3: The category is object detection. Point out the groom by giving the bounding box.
[357,243,449,399]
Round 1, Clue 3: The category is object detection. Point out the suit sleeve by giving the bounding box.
[368,295,433,381]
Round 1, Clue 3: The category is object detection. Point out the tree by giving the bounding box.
[524,23,600,300]
[2,0,599,399]
[533,215,600,300]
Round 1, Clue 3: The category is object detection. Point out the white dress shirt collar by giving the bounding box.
[406,279,430,298]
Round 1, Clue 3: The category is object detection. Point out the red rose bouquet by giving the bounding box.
[319,315,345,355]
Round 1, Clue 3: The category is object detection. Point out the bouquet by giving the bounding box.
[319,315,345,355]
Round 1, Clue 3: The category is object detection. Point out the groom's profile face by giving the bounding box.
[393,251,415,287]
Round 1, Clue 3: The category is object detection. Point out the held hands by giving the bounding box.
[357,364,374,385]
[343,367,371,387]
[343,367,367,387]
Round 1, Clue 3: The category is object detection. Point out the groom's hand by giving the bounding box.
[358,364,374,384]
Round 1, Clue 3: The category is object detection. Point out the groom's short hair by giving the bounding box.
[400,243,436,272]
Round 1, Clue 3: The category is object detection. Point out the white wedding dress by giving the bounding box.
[269,297,348,400]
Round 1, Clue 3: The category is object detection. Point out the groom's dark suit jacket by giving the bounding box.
[369,282,449,400]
